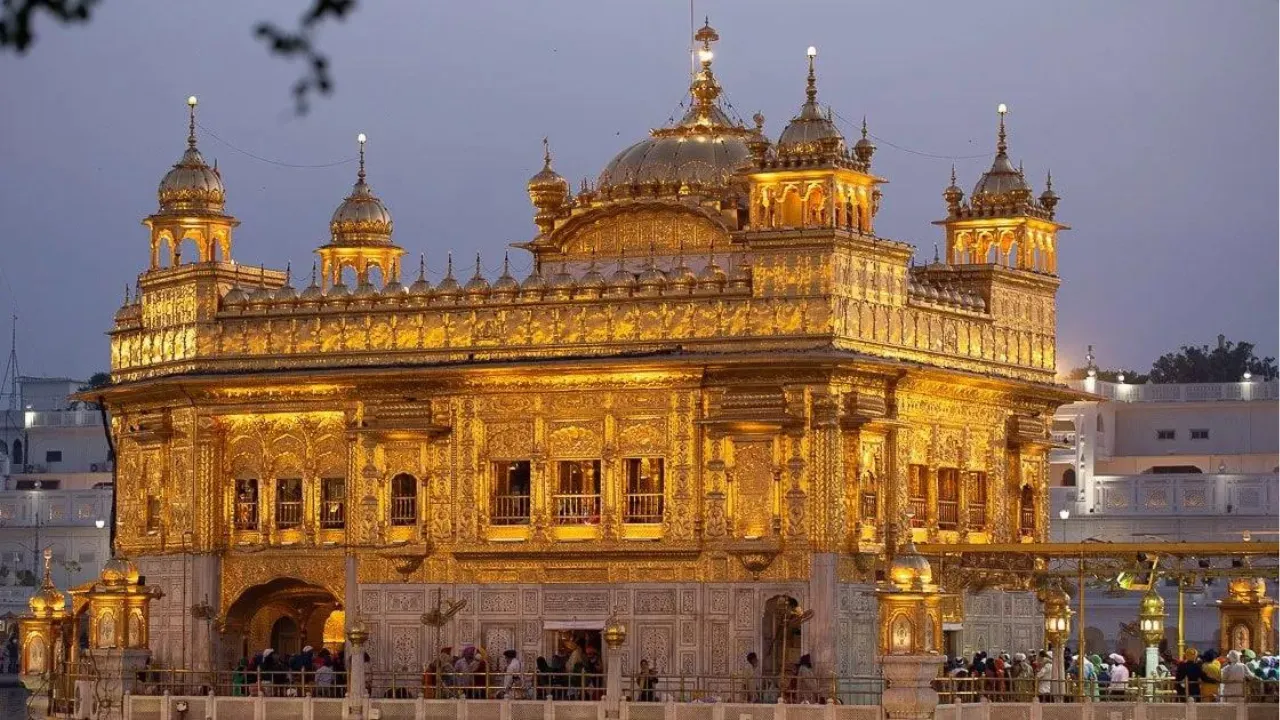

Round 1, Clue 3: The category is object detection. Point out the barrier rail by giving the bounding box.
[936,676,1279,704]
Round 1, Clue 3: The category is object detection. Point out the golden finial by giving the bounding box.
[861,116,869,140]
[357,132,367,183]
[502,251,511,276]
[996,103,1008,155]
[41,548,53,586]
[950,164,957,186]
[473,253,483,279]
[542,137,552,169]
[805,46,818,106]
[310,261,318,286]
[186,95,198,149]
[1018,160,1024,177]
[418,254,426,281]
[124,284,131,305]
[284,262,291,285]
[444,252,454,279]
[1045,169,1053,190]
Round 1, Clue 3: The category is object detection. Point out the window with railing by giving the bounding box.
[1019,485,1035,537]
[937,468,959,530]
[235,479,259,531]
[555,460,601,525]
[908,465,927,527]
[276,478,303,530]
[968,472,988,528]
[390,473,417,526]
[320,477,345,530]
[491,461,531,525]
[624,458,664,524]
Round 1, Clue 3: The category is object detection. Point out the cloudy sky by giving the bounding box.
[0,0,1275,380]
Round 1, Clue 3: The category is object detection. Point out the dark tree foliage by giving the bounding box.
[1148,339,1277,383]
[79,371,111,392]
[0,0,359,114]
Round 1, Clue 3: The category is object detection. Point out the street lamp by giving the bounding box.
[94,519,106,530]
[1138,586,1166,682]
[1058,509,1070,543]
[1042,583,1073,700]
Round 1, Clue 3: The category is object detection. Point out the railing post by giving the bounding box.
[161,690,172,720]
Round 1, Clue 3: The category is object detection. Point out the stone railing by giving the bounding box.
[1050,474,1277,517]
[939,701,1261,720]
[123,695,884,720]
[0,486,114,527]
[1067,379,1279,403]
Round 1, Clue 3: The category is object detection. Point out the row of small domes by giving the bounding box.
[907,279,987,313]
[218,258,753,309]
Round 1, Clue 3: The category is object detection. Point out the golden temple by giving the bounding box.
[96,23,1076,677]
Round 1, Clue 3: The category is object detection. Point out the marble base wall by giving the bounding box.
[136,554,221,670]
[959,589,1043,657]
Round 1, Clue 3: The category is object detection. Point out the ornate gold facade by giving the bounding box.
[97,24,1074,672]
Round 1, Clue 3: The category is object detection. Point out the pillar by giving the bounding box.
[809,553,839,678]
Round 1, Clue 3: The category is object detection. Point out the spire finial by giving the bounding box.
[41,548,53,588]
[285,262,292,285]
[186,95,198,149]
[1018,159,1024,177]
[805,46,818,106]
[1045,169,1053,190]
[996,103,1008,155]
[445,252,454,278]
[950,164,957,185]
[861,115,869,140]
[310,262,318,286]
[259,264,266,288]
[418,254,426,281]
[542,137,552,169]
[474,253,482,278]
[933,243,940,264]
[357,132,367,183]
[502,251,511,276]
[124,284,131,304]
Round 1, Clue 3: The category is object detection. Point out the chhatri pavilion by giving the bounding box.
[96,23,1075,677]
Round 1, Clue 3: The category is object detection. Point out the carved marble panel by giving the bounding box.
[735,589,755,631]
[387,590,424,614]
[480,591,519,615]
[389,623,420,672]
[635,590,676,615]
[637,624,673,672]
[544,590,609,615]
[709,589,730,616]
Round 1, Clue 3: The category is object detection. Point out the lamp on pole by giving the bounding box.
[1138,586,1166,689]
[1043,582,1072,701]
[1057,509,1069,543]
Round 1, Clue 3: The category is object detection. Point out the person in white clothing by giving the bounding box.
[1036,651,1055,701]
[1108,654,1130,697]
[1220,650,1249,702]
[500,649,525,699]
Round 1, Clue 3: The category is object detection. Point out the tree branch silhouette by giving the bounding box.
[0,0,359,115]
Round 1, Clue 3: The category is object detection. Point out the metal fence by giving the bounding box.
[936,676,1280,704]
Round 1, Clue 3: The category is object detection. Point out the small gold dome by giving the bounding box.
[330,136,393,244]
[1140,586,1165,616]
[888,541,933,588]
[1227,577,1268,602]
[528,143,570,196]
[158,97,225,212]
[29,585,66,615]
[101,555,140,587]
[777,48,844,158]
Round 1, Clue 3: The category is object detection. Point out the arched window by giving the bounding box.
[390,473,417,526]
[1062,468,1077,487]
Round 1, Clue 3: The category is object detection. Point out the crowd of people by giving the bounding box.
[940,646,1280,703]
[221,645,368,697]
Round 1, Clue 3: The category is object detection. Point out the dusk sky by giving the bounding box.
[1,0,1275,381]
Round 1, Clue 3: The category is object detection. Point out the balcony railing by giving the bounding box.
[860,492,877,522]
[234,502,259,531]
[319,502,345,530]
[1052,474,1278,517]
[23,409,102,428]
[624,492,663,524]
[937,499,958,530]
[968,503,987,529]
[908,497,926,526]
[390,496,417,526]
[490,494,530,525]
[553,493,600,525]
[276,501,302,529]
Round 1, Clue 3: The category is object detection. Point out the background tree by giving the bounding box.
[1064,367,1149,383]
[1148,337,1277,383]
[0,0,358,113]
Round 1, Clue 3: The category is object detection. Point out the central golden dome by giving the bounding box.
[158,97,225,213]
[596,21,754,197]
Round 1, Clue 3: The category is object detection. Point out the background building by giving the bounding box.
[0,376,113,620]
[1049,377,1279,654]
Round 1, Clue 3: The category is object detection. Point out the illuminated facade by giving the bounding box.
[98,25,1075,675]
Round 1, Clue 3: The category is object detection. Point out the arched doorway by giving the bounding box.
[271,616,301,656]
[761,595,809,679]
[224,578,341,665]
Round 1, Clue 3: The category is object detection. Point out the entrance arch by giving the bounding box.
[224,578,340,663]
[761,595,809,678]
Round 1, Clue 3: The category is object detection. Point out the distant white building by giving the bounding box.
[0,376,113,622]
[1049,377,1279,655]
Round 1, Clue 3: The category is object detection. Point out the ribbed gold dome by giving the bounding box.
[158,98,225,212]
[777,48,844,157]
[101,555,141,587]
[330,136,393,244]
[888,540,933,588]
[596,21,753,196]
